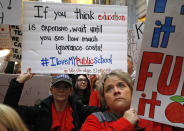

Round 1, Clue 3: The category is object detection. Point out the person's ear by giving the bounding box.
[69,88,73,94]
[50,87,53,93]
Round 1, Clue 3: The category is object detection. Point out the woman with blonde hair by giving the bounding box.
[0,104,28,131]
[80,70,183,131]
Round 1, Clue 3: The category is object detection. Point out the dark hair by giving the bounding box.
[92,77,98,90]
[72,74,91,105]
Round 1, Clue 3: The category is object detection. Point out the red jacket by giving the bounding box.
[80,112,184,131]
[89,90,101,107]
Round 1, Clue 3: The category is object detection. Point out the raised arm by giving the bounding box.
[3,68,33,106]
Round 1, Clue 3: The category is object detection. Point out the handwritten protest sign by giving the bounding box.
[0,73,51,106]
[10,25,22,62]
[0,24,12,48]
[133,22,144,51]
[22,1,127,74]
[128,22,145,69]
[0,0,22,25]
[127,30,137,70]
[131,0,184,128]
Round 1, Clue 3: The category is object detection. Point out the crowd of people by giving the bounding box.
[0,51,183,131]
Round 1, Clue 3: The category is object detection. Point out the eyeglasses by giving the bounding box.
[77,79,87,83]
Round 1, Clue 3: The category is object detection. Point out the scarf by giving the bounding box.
[51,103,74,131]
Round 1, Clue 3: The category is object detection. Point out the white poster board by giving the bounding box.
[0,0,22,25]
[131,0,184,128]
[0,73,51,106]
[22,2,128,74]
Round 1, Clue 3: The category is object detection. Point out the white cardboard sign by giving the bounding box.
[22,1,128,74]
[131,0,184,128]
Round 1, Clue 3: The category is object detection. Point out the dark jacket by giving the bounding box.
[3,78,99,131]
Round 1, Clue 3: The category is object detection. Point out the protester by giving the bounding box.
[127,55,136,81]
[3,68,98,131]
[92,77,100,91]
[89,77,101,107]
[80,70,183,131]
[72,74,91,105]
[4,61,15,74]
[0,104,28,131]
[87,74,96,90]
[0,49,12,73]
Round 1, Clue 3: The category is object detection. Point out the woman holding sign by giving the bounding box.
[80,70,183,131]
